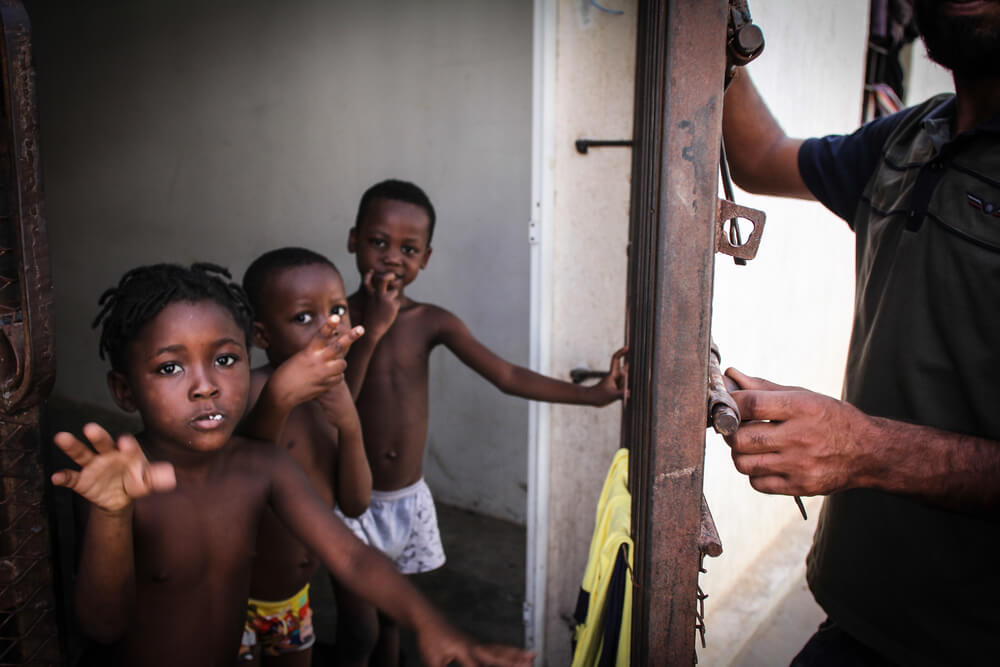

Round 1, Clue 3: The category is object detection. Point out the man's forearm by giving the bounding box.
[857,415,1000,511]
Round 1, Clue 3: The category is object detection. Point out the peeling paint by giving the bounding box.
[655,466,697,483]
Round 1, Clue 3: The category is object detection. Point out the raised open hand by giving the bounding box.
[50,423,176,513]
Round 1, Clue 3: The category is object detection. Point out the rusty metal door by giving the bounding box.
[0,1,59,665]
[623,1,763,663]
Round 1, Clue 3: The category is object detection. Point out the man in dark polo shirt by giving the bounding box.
[720,1,1000,665]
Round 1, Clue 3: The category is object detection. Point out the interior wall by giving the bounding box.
[27,0,533,523]
[903,40,955,104]
[543,1,634,663]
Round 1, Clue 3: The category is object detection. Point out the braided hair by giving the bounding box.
[93,263,254,373]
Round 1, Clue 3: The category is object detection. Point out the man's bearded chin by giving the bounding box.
[915,1,1000,80]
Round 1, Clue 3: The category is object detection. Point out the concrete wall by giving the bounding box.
[542,0,634,662]
[904,40,955,104]
[27,0,533,523]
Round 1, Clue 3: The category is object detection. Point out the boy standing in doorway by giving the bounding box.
[341,179,627,665]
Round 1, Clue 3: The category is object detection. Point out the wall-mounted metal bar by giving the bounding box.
[575,138,633,155]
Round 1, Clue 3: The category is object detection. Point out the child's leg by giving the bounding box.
[331,577,379,667]
[371,612,401,667]
[261,648,312,667]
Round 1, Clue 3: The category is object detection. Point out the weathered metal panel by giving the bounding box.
[626,1,728,663]
[0,1,59,665]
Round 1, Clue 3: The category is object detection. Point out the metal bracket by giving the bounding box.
[716,198,765,261]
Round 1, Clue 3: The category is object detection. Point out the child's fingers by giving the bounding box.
[377,273,394,294]
[50,468,81,489]
[302,316,342,355]
[116,432,143,457]
[115,434,175,497]
[331,324,365,357]
[383,275,401,296]
[609,346,628,368]
[124,459,176,498]
[337,325,365,350]
[363,269,375,294]
[316,358,348,385]
[52,431,97,467]
[82,422,117,454]
[147,463,177,492]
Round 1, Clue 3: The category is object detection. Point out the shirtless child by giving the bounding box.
[237,247,372,665]
[50,262,534,667]
[341,179,627,665]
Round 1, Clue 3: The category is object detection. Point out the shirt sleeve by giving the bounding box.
[797,110,908,227]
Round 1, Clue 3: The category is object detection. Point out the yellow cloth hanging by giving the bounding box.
[571,448,632,667]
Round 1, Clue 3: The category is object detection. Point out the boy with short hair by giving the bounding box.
[51,262,534,667]
[237,247,372,666]
[342,179,627,665]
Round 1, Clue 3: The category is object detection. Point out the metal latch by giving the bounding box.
[716,198,766,262]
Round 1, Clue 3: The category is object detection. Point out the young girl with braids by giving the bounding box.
[51,262,534,667]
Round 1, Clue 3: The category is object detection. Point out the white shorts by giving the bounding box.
[335,478,446,574]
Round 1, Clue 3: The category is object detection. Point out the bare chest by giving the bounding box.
[131,480,264,588]
[280,402,337,504]
[368,312,437,380]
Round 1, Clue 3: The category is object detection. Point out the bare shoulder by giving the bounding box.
[407,301,463,336]
[377,299,456,348]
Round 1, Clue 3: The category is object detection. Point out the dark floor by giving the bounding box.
[310,502,527,665]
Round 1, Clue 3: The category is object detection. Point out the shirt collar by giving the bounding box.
[921,95,1000,152]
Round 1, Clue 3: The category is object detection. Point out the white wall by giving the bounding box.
[28,0,534,523]
[542,0,634,662]
[904,41,955,104]
[699,1,872,663]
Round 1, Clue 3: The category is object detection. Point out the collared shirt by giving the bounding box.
[797,94,1000,666]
